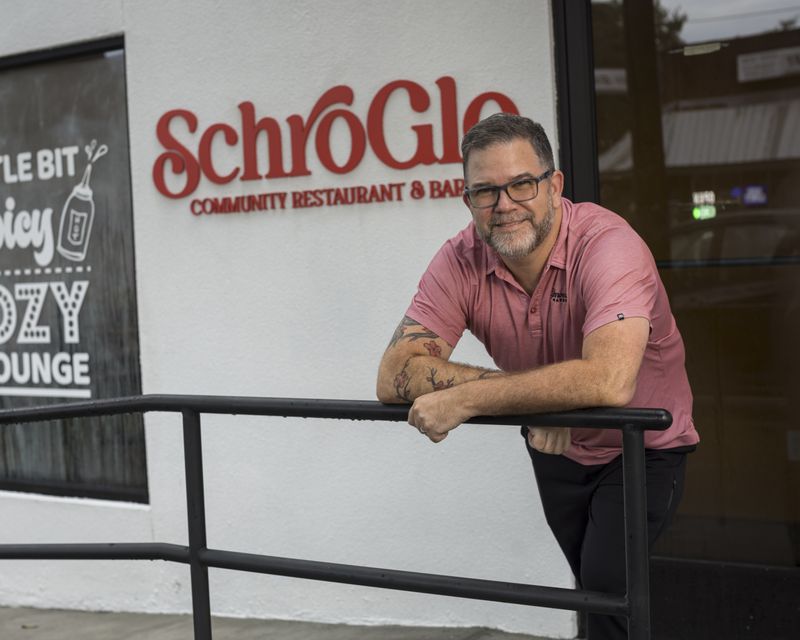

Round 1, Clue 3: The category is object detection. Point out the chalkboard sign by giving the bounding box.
[0,44,146,502]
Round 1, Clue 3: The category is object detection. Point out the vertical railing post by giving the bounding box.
[183,409,213,640]
[622,424,651,640]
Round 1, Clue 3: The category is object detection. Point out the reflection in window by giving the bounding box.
[591,0,800,568]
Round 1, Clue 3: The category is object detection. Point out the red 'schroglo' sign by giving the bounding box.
[152,76,518,199]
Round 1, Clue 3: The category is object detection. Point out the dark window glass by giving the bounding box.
[591,0,800,566]
[0,44,146,503]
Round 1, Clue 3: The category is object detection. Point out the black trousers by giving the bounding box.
[523,435,688,640]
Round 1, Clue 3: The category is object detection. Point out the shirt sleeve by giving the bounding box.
[578,225,659,337]
[405,240,470,348]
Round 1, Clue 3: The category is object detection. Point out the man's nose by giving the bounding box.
[494,187,516,210]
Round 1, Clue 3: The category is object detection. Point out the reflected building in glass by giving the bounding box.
[580,1,800,629]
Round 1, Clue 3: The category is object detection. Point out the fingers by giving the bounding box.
[527,427,546,451]
[408,399,448,443]
[410,419,448,443]
[409,417,448,442]
[527,427,570,455]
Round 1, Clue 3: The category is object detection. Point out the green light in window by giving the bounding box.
[692,205,716,220]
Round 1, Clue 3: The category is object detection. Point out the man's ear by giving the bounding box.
[462,192,473,211]
[549,170,565,207]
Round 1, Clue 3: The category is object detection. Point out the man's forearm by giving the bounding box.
[456,359,603,416]
[453,355,636,421]
[406,357,626,443]
[453,319,647,417]
[404,319,649,442]
[379,355,501,403]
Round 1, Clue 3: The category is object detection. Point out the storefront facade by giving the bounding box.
[0,1,797,638]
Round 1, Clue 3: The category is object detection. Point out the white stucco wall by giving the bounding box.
[0,1,575,637]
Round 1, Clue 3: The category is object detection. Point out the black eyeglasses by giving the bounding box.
[464,169,554,208]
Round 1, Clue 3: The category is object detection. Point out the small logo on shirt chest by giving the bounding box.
[550,291,567,303]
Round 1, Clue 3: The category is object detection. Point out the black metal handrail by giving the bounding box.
[0,395,671,639]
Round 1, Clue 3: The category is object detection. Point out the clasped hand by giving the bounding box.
[407,386,471,443]
[526,426,571,454]
[408,387,571,454]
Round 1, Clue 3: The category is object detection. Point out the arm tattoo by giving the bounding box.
[426,367,455,392]
[393,358,414,402]
[423,340,442,357]
[478,369,502,379]
[388,315,440,349]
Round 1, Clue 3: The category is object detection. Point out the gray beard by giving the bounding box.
[483,199,555,259]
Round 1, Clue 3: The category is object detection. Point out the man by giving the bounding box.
[376,113,698,639]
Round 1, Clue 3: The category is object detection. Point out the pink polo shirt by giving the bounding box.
[406,198,699,465]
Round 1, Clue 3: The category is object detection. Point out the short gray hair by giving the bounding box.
[461,113,555,178]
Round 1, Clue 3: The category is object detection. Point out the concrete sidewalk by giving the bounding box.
[0,607,550,640]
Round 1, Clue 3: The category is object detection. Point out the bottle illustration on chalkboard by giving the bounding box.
[57,139,108,262]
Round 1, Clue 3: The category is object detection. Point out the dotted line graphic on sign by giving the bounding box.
[0,266,92,278]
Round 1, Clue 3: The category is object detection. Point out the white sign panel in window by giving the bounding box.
[738,46,800,83]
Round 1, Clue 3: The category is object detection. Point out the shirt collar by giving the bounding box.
[485,243,502,275]
[548,197,572,270]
